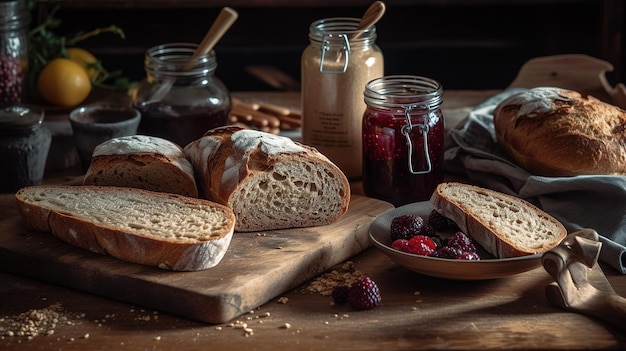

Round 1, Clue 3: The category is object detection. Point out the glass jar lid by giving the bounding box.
[0,0,31,30]
[0,105,44,129]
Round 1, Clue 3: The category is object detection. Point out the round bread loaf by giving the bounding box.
[184,126,351,232]
[84,135,198,197]
[493,87,626,176]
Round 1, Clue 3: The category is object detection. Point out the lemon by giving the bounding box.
[38,58,92,107]
[66,47,99,79]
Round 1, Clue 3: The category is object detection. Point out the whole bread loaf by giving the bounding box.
[184,126,351,232]
[83,135,198,197]
[493,86,626,176]
[15,185,236,271]
[430,182,567,258]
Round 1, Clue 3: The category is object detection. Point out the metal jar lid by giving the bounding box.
[0,105,44,129]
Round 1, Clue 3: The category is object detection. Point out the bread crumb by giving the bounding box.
[301,261,363,296]
[0,303,84,338]
[277,297,289,304]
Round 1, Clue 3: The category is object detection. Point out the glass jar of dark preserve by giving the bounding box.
[132,43,231,147]
[0,0,30,107]
[362,75,445,206]
[0,105,51,193]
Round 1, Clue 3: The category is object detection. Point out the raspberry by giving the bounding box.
[390,214,424,241]
[391,239,410,252]
[347,276,381,310]
[428,210,454,231]
[447,232,476,253]
[332,285,349,303]
[457,251,481,260]
[406,235,437,256]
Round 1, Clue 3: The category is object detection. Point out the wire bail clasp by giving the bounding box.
[319,33,350,74]
[401,104,432,175]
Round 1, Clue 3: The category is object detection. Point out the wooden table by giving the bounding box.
[1,89,625,350]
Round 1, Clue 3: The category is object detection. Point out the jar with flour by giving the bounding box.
[301,17,384,179]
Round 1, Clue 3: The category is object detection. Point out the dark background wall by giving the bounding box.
[49,0,624,92]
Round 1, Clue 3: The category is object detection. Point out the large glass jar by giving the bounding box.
[362,75,445,206]
[301,17,384,180]
[132,43,231,147]
[0,0,30,107]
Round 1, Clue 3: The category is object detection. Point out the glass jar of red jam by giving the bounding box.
[132,43,231,147]
[0,0,30,107]
[362,75,445,206]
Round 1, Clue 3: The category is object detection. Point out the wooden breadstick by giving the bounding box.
[278,115,302,127]
[256,102,291,116]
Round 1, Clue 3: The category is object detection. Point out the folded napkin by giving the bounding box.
[445,88,626,273]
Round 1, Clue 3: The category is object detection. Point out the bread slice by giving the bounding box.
[83,135,198,198]
[184,126,351,232]
[430,182,567,258]
[15,185,236,271]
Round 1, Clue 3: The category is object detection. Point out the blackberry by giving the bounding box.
[457,251,481,260]
[428,210,454,231]
[447,232,477,253]
[422,224,436,237]
[435,246,462,259]
[332,285,349,303]
[390,214,424,241]
[347,276,381,310]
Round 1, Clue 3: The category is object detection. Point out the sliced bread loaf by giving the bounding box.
[15,185,236,271]
[184,126,351,232]
[430,182,567,258]
[83,135,198,198]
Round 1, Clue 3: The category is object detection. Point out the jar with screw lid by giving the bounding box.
[0,0,30,107]
[301,17,384,180]
[0,105,51,193]
[132,42,231,147]
[362,75,445,206]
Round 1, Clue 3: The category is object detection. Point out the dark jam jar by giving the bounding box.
[132,43,231,147]
[362,75,445,206]
[0,105,51,193]
[0,0,30,107]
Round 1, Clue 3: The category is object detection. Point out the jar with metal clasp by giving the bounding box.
[0,105,51,193]
[0,0,30,107]
[301,17,384,180]
[362,75,445,207]
[132,43,231,147]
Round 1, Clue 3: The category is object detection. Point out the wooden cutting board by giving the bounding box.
[0,192,393,324]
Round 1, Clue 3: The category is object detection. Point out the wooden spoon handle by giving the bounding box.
[192,7,239,61]
[353,1,386,40]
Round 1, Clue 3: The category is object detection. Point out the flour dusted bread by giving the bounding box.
[430,182,567,258]
[15,185,236,271]
[184,126,350,232]
[83,135,198,197]
[493,87,626,176]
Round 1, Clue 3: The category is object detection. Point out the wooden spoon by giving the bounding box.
[335,1,385,63]
[147,7,239,103]
[353,1,386,41]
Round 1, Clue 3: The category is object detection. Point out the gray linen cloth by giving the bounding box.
[445,88,626,273]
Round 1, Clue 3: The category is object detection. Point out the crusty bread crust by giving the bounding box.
[493,87,626,176]
[184,126,351,232]
[430,182,567,258]
[84,135,198,198]
[15,185,236,271]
